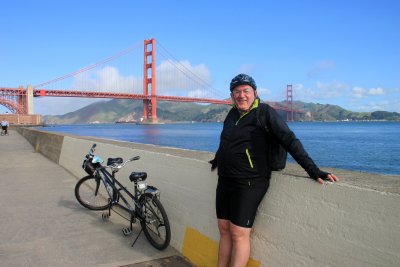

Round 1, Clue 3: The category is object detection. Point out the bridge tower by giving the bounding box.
[143,38,157,123]
[286,84,294,122]
[17,86,26,113]
[26,85,34,114]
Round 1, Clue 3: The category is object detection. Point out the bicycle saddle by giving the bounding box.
[107,157,123,165]
[129,172,147,182]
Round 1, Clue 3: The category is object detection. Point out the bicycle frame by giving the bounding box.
[95,167,156,222]
[93,166,161,247]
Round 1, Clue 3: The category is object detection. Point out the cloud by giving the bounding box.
[347,86,400,112]
[350,99,400,112]
[157,60,232,100]
[307,61,336,78]
[352,86,367,98]
[368,87,385,95]
[271,81,397,112]
[292,84,316,102]
[156,60,214,97]
[316,81,348,97]
[351,86,386,98]
[294,81,348,102]
[188,89,211,98]
[72,67,140,93]
[356,101,389,111]
[256,87,272,101]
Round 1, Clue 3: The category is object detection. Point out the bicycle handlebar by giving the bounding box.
[87,144,140,172]
[88,143,96,157]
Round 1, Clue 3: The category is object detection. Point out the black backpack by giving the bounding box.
[256,103,288,171]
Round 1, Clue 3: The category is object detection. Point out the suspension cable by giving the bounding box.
[155,40,225,99]
[34,42,142,88]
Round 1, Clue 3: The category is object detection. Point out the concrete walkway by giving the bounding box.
[0,130,193,267]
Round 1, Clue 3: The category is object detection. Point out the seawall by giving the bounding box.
[17,127,400,267]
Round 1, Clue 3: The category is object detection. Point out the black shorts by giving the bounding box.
[216,176,269,228]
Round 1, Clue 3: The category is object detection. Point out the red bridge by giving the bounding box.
[0,39,307,122]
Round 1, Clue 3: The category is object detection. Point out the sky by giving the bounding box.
[1,0,399,115]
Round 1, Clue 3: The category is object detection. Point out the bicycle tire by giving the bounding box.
[139,193,171,250]
[75,175,112,210]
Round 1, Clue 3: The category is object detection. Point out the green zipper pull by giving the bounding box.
[245,149,254,168]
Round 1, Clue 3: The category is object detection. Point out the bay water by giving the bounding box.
[41,121,400,176]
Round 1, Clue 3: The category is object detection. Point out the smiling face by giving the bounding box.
[231,84,257,113]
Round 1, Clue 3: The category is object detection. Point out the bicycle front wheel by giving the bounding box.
[139,193,171,250]
[75,175,112,210]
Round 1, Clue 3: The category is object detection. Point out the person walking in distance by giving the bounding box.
[209,74,339,267]
[1,118,9,135]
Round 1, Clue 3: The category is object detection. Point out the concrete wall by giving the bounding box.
[18,127,64,163]
[17,127,400,267]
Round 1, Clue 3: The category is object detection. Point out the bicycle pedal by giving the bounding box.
[102,213,110,220]
[122,228,132,236]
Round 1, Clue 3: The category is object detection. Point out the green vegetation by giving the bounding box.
[43,99,400,124]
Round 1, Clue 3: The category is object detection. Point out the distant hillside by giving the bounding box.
[43,99,400,124]
[43,99,231,124]
[290,101,400,121]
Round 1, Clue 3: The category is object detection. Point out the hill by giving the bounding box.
[290,101,400,121]
[43,99,400,124]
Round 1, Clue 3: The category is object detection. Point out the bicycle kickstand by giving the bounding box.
[131,229,143,247]
[102,206,111,220]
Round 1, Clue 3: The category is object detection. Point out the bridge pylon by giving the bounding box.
[142,38,157,123]
[286,84,294,122]
[26,85,34,114]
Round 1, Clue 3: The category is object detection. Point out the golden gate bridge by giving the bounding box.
[0,38,306,123]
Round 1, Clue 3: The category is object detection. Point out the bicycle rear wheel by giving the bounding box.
[139,193,171,250]
[75,175,112,210]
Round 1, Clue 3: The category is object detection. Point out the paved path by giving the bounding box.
[0,130,193,267]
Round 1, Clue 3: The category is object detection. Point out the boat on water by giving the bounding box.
[115,120,138,124]
[135,121,165,125]
[133,117,165,125]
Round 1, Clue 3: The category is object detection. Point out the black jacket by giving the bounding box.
[214,100,325,180]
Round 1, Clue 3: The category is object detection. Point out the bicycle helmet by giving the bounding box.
[230,73,257,91]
